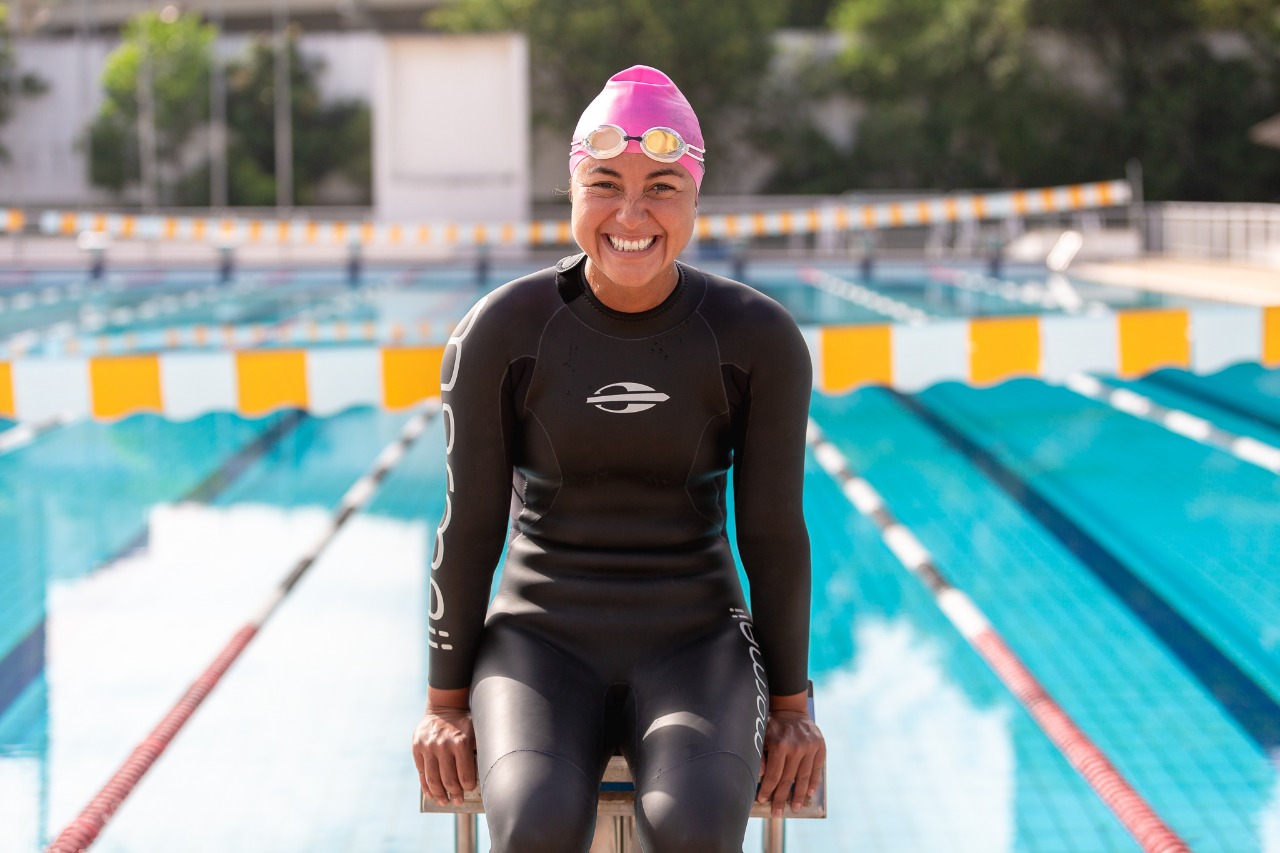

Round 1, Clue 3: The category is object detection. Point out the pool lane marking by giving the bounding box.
[890,390,1280,752]
[807,418,1190,853]
[1064,372,1280,474]
[0,412,71,455]
[938,267,1112,316]
[797,267,931,325]
[44,402,440,853]
[98,410,312,567]
[1,279,228,357]
[0,620,44,722]
[1,271,338,357]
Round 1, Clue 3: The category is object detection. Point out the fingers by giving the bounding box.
[421,753,449,805]
[808,740,827,800]
[758,717,828,816]
[412,711,478,806]
[457,747,479,793]
[756,750,784,809]
[436,750,465,806]
[769,751,801,818]
[791,750,815,812]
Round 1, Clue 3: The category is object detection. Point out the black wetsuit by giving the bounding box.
[429,254,812,853]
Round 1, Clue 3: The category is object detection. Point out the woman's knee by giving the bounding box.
[636,752,755,853]
[482,750,598,853]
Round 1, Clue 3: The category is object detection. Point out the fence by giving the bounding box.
[1148,202,1280,267]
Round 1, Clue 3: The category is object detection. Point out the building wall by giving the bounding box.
[373,33,529,224]
[1,37,115,207]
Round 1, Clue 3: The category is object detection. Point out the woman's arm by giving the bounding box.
[427,294,518,690]
[730,305,825,815]
[732,309,813,698]
[414,293,518,803]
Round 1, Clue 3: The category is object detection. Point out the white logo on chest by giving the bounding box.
[586,381,670,414]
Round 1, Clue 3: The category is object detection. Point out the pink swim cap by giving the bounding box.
[570,65,705,189]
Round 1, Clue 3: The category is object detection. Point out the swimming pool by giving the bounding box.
[0,259,1276,852]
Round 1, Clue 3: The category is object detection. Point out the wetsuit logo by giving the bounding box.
[586,382,670,414]
[731,607,769,757]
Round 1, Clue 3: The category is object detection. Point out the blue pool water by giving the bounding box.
[0,258,1211,358]
[0,261,1277,852]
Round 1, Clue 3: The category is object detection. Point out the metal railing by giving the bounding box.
[1148,202,1280,266]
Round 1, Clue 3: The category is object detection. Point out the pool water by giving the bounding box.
[0,262,1277,852]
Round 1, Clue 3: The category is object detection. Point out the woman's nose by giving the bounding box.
[614,194,649,227]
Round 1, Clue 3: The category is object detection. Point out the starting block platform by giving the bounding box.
[421,686,825,853]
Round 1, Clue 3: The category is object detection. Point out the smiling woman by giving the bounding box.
[411,65,825,853]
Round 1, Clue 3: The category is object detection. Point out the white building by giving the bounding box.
[1,1,533,224]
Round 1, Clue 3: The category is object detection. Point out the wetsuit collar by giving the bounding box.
[555,253,705,339]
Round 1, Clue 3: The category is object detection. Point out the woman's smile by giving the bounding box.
[607,235,658,252]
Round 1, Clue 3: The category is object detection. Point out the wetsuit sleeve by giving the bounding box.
[732,312,813,698]
[428,295,516,691]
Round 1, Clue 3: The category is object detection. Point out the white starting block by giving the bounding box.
[421,686,825,853]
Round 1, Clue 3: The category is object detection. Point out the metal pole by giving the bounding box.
[453,814,477,853]
[1126,158,1145,254]
[137,6,159,211]
[763,817,786,853]
[273,0,293,213]
[209,0,228,209]
[4,0,22,261]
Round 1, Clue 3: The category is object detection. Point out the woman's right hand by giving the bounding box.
[411,690,477,806]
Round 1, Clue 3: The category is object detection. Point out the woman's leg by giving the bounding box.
[471,625,608,853]
[627,617,764,853]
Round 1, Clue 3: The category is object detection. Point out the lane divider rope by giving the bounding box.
[43,401,440,853]
[1,276,400,359]
[1063,373,1280,475]
[2,180,1131,247]
[806,417,1190,853]
[797,267,930,325]
[0,412,71,455]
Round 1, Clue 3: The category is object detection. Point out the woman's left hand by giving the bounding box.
[757,698,826,818]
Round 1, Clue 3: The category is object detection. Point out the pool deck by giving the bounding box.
[1072,257,1280,306]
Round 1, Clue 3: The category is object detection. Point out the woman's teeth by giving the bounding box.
[608,236,656,252]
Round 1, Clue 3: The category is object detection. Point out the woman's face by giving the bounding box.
[570,153,697,299]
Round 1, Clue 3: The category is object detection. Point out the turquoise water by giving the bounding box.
[0,264,1277,851]
[1,260,1208,359]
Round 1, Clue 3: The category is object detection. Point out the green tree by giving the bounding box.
[770,0,1107,193]
[0,2,48,164]
[428,0,784,192]
[785,0,841,28]
[222,30,371,206]
[781,0,1280,200]
[84,10,215,201]
[1026,0,1280,200]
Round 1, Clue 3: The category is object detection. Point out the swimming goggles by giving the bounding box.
[571,124,706,164]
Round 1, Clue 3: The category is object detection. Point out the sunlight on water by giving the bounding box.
[792,617,1014,853]
[46,503,335,834]
[0,757,40,852]
[1262,754,1280,853]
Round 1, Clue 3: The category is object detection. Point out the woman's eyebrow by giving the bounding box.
[646,168,683,180]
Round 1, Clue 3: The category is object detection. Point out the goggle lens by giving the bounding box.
[586,126,626,155]
[641,129,682,158]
